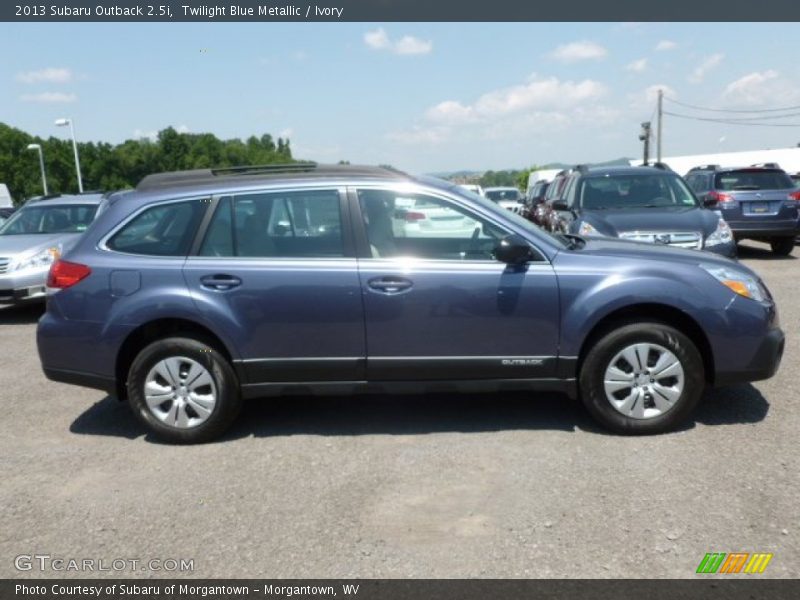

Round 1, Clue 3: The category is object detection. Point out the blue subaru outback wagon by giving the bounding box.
[37,164,784,443]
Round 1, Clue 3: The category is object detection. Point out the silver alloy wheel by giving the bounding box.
[144,356,217,429]
[603,342,685,420]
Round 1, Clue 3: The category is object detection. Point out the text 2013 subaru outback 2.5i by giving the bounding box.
[37,164,784,443]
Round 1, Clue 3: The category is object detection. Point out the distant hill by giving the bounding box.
[430,157,634,180]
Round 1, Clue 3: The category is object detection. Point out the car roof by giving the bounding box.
[583,165,674,177]
[136,163,413,195]
[24,192,107,207]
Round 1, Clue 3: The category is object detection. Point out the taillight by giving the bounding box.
[403,211,426,222]
[788,191,800,202]
[708,191,735,206]
[47,260,91,289]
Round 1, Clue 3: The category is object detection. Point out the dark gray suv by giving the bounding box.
[684,164,800,255]
[37,164,784,443]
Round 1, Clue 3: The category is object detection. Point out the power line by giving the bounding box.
[662,110,800,127]
[664,96,800,114]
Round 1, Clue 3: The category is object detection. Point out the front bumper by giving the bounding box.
[0,268,49,304]
[703,241,737,258]
[715,327,785,386]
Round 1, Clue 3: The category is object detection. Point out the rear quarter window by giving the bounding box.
[107,199,206,256]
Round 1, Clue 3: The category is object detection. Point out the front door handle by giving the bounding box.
[367,276,413,294]
[200,274,242,291]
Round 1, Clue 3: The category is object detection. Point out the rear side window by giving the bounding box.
[199,189,343,258]
[107,200,206,256]
[715,170,795,191]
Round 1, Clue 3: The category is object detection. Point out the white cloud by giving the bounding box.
[133,129,158,142]
[655,40,677,51]
[17,67,73,84]
[364,28,432,56]
[279,128,293,138]
[689,53,724,83]
[628,84,676,110]
[549,40,608,63]
[176,124,190,134]
[391,75,612,146]
[20,91,76,103]
[626,58,648,72]
[721,69,800,106]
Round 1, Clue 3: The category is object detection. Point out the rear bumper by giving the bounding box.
[42,367,116,395]
[727,220,799,239]
[715,327,785,386]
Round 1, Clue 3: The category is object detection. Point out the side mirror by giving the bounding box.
[493,234,535,265]
[552,199,568,211]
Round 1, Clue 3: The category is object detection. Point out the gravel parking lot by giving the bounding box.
[0,241,797,579]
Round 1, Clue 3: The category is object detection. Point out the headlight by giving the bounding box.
[578,221,604,236]
[11,246,61,272]
[705,218,733,247]
[700,264,768,302]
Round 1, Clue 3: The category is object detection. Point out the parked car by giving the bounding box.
[0,206,15,226]
[525,179,550,225]
[38,164,783,442]
[540,169,573,232]
[0,193,105,305]
[458,183,485,197]
[484,186,525,214]
[550,165,736,258]
[791,172,800,187]
[684,164,799,255]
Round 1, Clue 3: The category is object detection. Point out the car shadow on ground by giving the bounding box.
[69,384,770,443]
[0,303,45,324]
[736,242,797,260]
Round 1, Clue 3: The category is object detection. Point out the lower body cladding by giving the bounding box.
[234,355,578,399]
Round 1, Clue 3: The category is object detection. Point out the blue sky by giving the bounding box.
[2,22,799,172]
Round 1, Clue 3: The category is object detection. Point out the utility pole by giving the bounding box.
[639,122,652,166]
[657,89,663,163]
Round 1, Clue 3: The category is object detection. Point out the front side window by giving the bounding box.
[199,189,343,258]
[107,200,205,256]
[0,204,97,235]
[579,174,697,210]
[358,189,512,261]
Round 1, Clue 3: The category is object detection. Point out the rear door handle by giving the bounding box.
[367,277,413,294]
[200,274,242,291]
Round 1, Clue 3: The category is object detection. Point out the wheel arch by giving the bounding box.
[576,303,715,386]
[115,318,237,401]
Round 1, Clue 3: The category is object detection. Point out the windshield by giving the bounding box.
[485,189,522,202]
[578,174,698,210]
[714,169,795,191]
[0,204,98,235]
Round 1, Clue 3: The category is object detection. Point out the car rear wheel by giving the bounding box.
[769,237,794,256]
[127,336,241,443]
[579,323,704,434]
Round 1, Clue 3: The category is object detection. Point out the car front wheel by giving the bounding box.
[127,336,241,443]
[579,323,704,434]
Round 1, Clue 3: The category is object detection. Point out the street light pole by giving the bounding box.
[55,118,83,193]
[26,143,48,195]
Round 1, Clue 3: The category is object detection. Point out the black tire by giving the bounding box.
[127,336,241,444]
[769,237,794,256]
[579,322,704,435]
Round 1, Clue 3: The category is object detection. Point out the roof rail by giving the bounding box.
[750,162,780,169]
[688,164,720,172]
[648,162,673,171]
[574,164,589,173]
[136,162,408,192]
[210,162,318,176]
